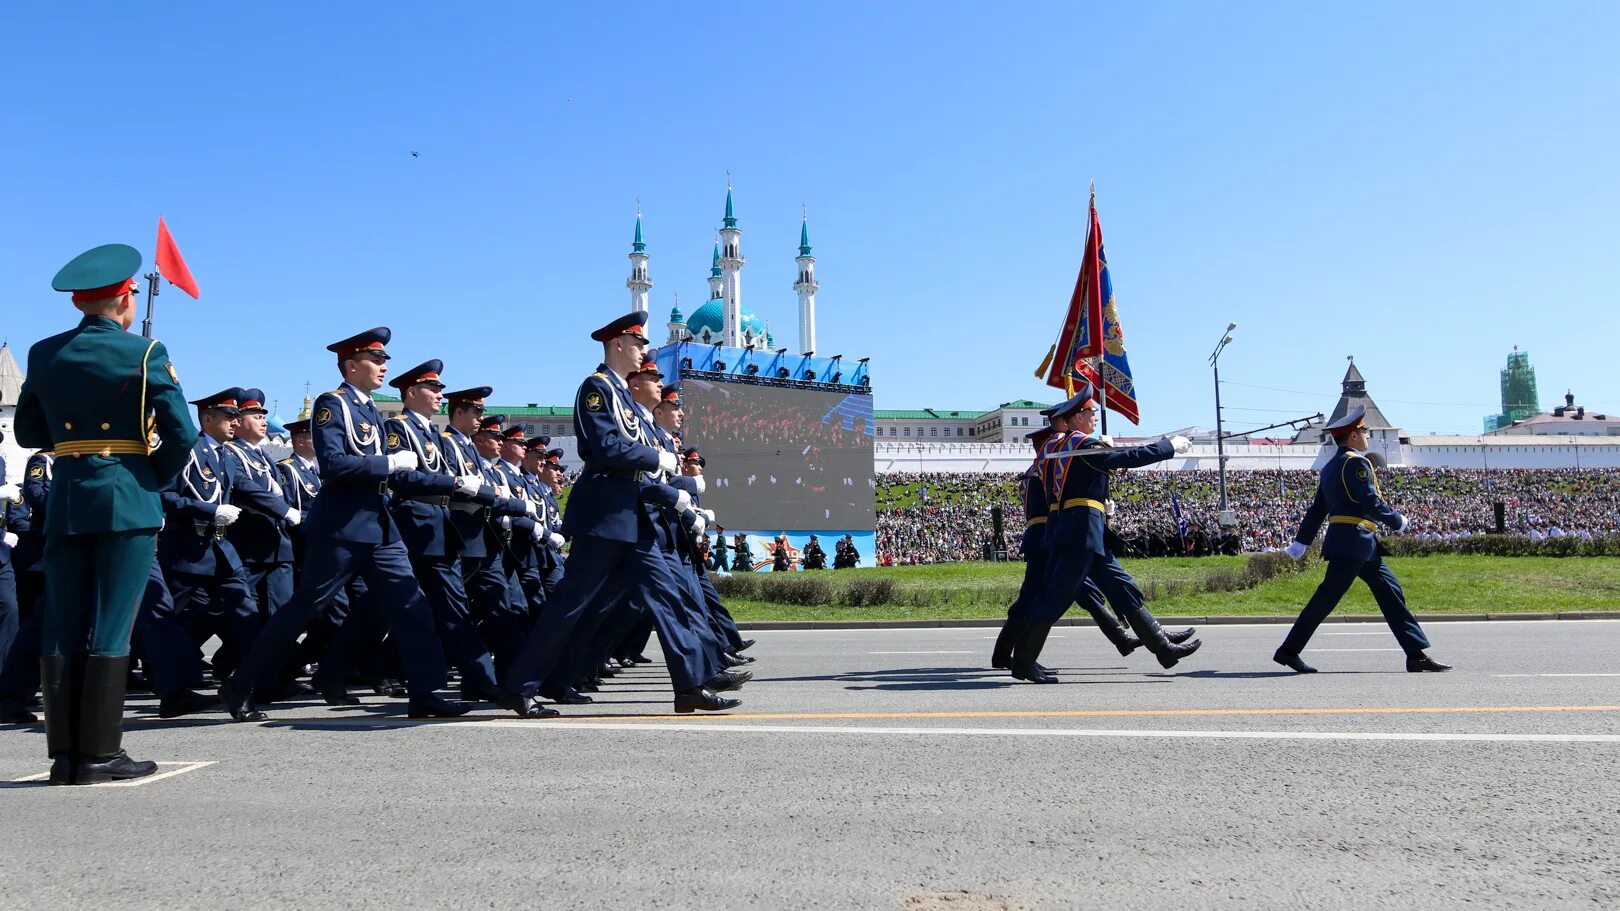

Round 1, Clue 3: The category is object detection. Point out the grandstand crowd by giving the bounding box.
[874,468,1620,564]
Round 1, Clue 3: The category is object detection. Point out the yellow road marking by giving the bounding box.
[538,705,1620,723]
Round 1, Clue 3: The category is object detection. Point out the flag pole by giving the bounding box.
[140,269,161,339]
[1088,183,1108,436]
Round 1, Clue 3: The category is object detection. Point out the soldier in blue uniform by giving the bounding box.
[378,360,530,709]
[220,327,469,720]
[498,312,740,714]
[0,451,29,723]
[1274,406,1450,674]
[221,388,301,629]
[13,243,197,784]
[1010,387,1201,682]
[0,450,49,724]
[155,388,265,686]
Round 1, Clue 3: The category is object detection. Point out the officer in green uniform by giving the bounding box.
[13,244,197,785]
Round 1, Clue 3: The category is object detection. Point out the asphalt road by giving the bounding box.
[3,620,1617,910]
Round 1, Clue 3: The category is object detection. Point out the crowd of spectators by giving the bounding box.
[874,468,1620,563]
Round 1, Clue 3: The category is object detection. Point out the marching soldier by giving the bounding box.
[710,524,730,572]
[802,535,827,570]
[497,312,739,714]
[1274,406,1450,673]
[1010,386,1200,682]
[378,360,519,707]
[221,388,302,625]
[13,243,196,784]
[220,327,468,721]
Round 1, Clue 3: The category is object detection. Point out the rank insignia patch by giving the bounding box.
[316,407,332,426]
[1355,462,1369,480]
[585,391,604,412]
[387,432,401,450]
[167,363,179,383]
[29,465,43,479]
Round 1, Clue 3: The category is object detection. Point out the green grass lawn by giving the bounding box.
[723,555,1620,622]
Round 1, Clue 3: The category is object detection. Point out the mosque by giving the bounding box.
[625,185,821,355]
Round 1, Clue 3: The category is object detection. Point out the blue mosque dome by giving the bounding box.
[685,298,768,341]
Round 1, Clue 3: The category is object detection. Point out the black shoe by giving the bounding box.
[1406,653,1452,673]
[577,680,601,693]
[1156,638,1202,669]
[75,749,158,785]
[260,680,315,704]
[407,694,471,718]
[628,653,654,664]
[218,679,268,722]
[542,687,593,705]
[372,678,408,698]
[1166,628,1197,645]
[734,639,757,653]
[598,661,620,677]
[707,668,753,692]
[158,689,216,719]
[492,690,560,718]
[990,656,1011,670]
[617,658,637,668]
[319,684,361,706]
[1011,664,1059,683]
[673,688,741,713]
[48,756,75,786]
[720,652,749,669]
[727,651,757,664]
[1115,635,1142,657]
[0,701,38,724]
[1273,650,1318,674]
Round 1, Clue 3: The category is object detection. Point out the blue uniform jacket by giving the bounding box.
[12,453,53,572]
[303,385,398,544]
[564,366,664,543]
[383,412,458,559]
[1044,434,1174,554]
[276,455,322,511]
[1017,460,1049,555]
[439,426,521,559]
[159,437,247,575]
[222,439,295,564]
[1293,446,1403,562]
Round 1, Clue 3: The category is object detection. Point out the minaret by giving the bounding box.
[626,206,652,314]
[707,237,724,301]
[794,213,819,354]
[666,292,686,345]
[718,180,745,348]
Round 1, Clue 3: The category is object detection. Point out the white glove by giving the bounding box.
[688,510,707,537]
[1285,541,1307,561]
[0,483,20,502]
[2,532,17,549]
[694,475,707,494]
[453,474,484,494]
[284,507,302,527]
[657,450,679,475]
[701,509,716,525]
[549,532,565,549]
[523,499,538,518]
[388,451,419,472]
[1104,499,1117,517]
[1395,514,1409,533]
[214,504,243,526]
[532,523,545,541]
[1099,434,1114,447]
[1169,435,1191,454]
[674,489,693,513]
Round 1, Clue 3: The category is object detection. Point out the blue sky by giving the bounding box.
[4,2,1616,435]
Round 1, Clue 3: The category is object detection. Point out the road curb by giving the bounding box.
[736,610,1620,631]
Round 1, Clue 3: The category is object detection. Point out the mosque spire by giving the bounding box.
[626,202,652,313]
[718,177,745,347]
[708,234,724,300]
[794,208,819,354]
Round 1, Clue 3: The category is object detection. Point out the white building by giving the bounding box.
[1484,391,1620,437]
[0,343,27,483]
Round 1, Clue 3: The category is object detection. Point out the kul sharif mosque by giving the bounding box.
[625,185,821,355]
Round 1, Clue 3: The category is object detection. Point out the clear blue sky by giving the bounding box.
[4,2,1616,436]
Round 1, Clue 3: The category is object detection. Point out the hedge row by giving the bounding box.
[1380,534,1620,558]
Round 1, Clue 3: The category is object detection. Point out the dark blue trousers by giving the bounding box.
[244,562,294,618]
[505,534,718,698]
[697,572,744,652]
[235,539,446,697]
[0,569,44,704]
[1280,554,1429,657]
[411,552,498,693]
[133,557,208,697]
[167,562,262,679]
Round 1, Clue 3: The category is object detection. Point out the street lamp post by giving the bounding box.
[1209,323,1237,527]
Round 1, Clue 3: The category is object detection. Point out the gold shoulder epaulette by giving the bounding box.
[277,457,293,465]
[592,371,608,380]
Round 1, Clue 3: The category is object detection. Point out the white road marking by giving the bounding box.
[1311,648,1404,652]
[459,721,1620,744]
[869,650,974,655]
[9,760,216,787]
[1490,667,1620,674]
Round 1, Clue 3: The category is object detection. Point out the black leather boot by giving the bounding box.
[990,621,1020,669]
[1010,623,1058,682]
[75,656,158,785]
[1088,608,1142,657]
[41,656,75,785]
[1119,602,1202,669]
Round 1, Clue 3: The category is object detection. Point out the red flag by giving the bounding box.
[155,216,200,299]
[1038,200,1105,391]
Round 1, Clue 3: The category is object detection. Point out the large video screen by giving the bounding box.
[679,378,875,531]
